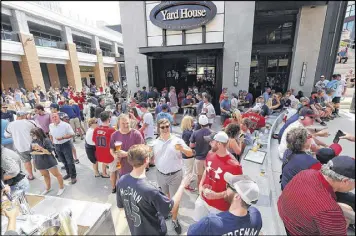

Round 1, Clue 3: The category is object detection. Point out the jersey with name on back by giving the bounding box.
[117,174,174,236]
[92,125,116,163]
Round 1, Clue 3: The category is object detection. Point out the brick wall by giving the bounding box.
[65,43,82,92]
[94,51,106,88]
[47,64,60,89]
[1,61,19,90]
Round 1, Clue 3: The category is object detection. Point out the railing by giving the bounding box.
[76,46,97,55]
[1,31,20,42]
[34,36,66,50]
[102,51,116,57]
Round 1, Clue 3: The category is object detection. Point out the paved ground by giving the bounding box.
[25,112,355,235]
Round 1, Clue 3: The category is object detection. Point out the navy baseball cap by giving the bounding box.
[327,156,355,180]
[50,103,59,110]
[161,104,168,110]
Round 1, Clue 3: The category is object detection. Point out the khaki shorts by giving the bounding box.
[170,106,178,114]
[18,151,32,163]
[193,196,222,222]
[195,159,206,176]
[69,117,81,130]
[107,158,119,173]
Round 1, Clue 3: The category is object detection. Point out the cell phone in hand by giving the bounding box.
[333,130,345,143]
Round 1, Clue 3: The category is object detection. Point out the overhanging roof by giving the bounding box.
[139,42,224,55]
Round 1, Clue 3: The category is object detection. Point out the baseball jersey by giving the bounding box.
[92,125,116,163]
[202,152,243,211]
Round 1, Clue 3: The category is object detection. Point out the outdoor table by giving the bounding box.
[1,194,115,235]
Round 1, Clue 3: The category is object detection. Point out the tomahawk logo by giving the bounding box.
[206,161,223,181]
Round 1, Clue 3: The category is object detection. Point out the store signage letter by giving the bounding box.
[150,1,217,31]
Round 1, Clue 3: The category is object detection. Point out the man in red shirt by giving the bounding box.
[241,108,266,133]
[92,111,116,181]
[278,156,355,235]
[72,92,85,120]
[193,131,243,222]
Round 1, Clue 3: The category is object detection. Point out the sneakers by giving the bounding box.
[172,219,182,234]
[112,187,117,194]
[57,188,65,196]
[319,121,327,126]
[71,178,77,184]
[63,175,70,180]
[74,159,80,164]
[41,189,52,195]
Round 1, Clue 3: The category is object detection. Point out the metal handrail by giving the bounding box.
[102,51,116,57]
[34,36,66,50]
[76,46,97,55]
[1,31,20,42]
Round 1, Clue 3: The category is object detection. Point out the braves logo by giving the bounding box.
[206,161,223,181]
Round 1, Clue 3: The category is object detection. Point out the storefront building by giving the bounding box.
[120,1,347,108]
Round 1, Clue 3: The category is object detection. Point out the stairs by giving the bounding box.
[334,48,355,110]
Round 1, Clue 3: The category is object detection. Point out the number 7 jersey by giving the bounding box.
[92,125,116,163]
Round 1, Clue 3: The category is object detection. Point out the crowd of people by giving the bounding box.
[1,72,355,235]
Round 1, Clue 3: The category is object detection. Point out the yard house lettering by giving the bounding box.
[161,8,207,21]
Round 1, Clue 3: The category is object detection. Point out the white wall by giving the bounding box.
[289,6,327,95]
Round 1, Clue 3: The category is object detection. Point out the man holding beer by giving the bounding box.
[151,118,194,234]
[110,114,144,193]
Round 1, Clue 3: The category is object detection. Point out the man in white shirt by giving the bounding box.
[201,94,216,128]
[4,111,37,180]
[49,113,77,184]
[278,108,329,159]
[139,102,155,142]
[152,118,194,234]
[315,75,330,91]
[331,74,347,117]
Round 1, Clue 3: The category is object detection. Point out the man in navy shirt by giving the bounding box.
[117,144,191,236]
[220,93,231,124]
[188,173,262,236]
[1,104,16,122]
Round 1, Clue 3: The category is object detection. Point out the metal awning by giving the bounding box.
[139,42,224,55]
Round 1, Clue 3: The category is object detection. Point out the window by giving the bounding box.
[253,22,295,45]
[346,3,355,17]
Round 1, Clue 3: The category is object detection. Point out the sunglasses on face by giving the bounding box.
[160,125,170,130]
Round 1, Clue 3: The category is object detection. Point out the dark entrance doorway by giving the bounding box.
[249,53,292,98]
[148,50,223,110]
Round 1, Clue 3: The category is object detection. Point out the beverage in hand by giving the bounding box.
[116,161,121,170]
[115,141,122,152]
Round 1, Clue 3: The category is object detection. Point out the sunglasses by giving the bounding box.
[160,125,170,130]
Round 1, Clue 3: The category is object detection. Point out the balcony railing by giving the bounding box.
[34,36,66,50]
[76,46,97,55]
[1,31,20,42]
[102,51,116,57]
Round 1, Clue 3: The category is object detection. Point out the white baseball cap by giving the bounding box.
[199,115,209,126]
[224,172,259,205]
[213,131,229,143]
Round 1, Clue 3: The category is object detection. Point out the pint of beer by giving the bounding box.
[115,141,122,152]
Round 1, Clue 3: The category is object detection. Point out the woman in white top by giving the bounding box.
[230,93,240,111]
[85,118,100,177]
[201,94,216,128]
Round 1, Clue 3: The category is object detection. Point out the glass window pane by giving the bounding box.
[267,56,278,72]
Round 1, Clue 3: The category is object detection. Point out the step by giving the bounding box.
[340,104,352,109]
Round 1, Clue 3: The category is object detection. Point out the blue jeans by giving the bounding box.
[54,141,77,179]
[10,178,30,193]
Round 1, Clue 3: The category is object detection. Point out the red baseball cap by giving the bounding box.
[329,143,342,156]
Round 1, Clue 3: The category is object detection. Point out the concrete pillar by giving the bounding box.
[111,42,119,56]
[61,26,82,91]
[222,2,255,92]
[288,6,327,96]
[113,63,120,82]
[65,44,82,91]
[1,61,19,90]
[91,35,106,88]
[120,1,149,94]
[94,51,106,88]
[10,10,45,91]
[47,64,60,89]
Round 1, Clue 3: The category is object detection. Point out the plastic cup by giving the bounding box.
[202,184,212,196]
[115,141,122,152]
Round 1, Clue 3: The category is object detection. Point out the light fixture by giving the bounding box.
[234,62,239,86]
[135,66,140,87]
[300,62,307,86]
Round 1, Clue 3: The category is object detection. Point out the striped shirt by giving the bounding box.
[278,169,347,235]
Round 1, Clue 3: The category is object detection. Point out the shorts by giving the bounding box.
[183,158,195,176]
[18,151,32,163]
[69,139,74,148]
[107,158,119,173]
[156,169,182,196]
[195,159,206,176]
[70,117,81,130]
[170,106,178,114]
[193,196,222,222]
[85,144,97,164]
[332,97,341,104]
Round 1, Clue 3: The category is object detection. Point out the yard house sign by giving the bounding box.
[150,1,217,31]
